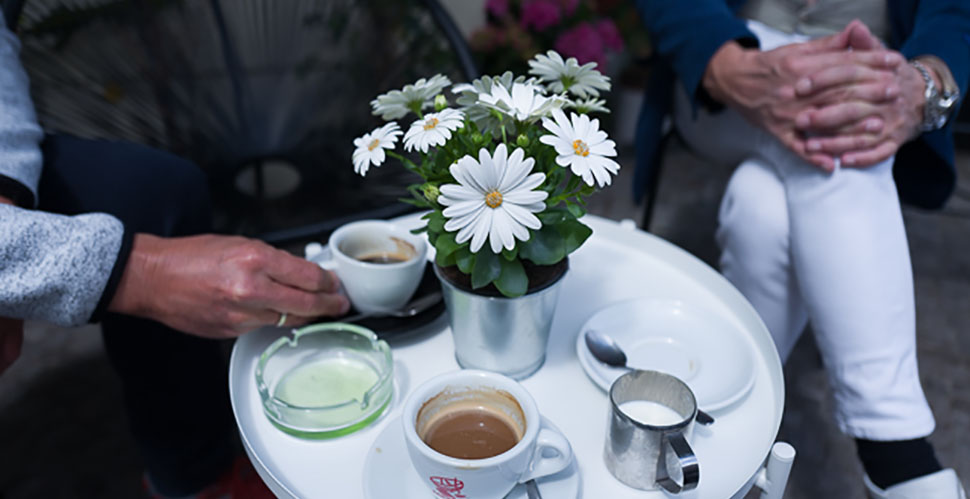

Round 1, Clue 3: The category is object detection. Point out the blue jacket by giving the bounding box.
[634,0,970,210]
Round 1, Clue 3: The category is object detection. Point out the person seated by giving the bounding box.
[0,11,349,498]
[634,0,968,497]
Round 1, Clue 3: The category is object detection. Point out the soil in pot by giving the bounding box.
[436,258,569,298]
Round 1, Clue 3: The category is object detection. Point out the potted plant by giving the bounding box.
[351,50,618,378]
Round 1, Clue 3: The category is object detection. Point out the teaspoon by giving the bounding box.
[584,329,715,426]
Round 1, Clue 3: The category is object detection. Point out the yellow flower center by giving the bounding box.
[485,190,503,208]
[423,117,440,130]
[572,139,590,157]
[367,138,380,151]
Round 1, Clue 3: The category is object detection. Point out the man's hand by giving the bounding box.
[703,20,903,170]
[791,23,929,168]
[1,195,25,374]
[109,234,351,339]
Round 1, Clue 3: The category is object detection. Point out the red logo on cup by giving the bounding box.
[429,476,466,498]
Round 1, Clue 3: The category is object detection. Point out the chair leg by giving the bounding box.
[640,132,673,232]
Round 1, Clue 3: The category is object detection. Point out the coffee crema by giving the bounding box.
[421,408,519,459]
[355,252,410,264]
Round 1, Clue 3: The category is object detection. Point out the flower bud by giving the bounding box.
[471,132,485,144]
[516,134,530,148]
[434,94,448,112]
[422,183,441,203]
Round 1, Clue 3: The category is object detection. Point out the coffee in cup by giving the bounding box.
[416,385,525,459]
[402,370,572,499]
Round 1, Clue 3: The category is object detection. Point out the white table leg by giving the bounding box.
[755,442,796,499]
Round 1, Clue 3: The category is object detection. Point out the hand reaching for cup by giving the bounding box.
[109,234,351,339]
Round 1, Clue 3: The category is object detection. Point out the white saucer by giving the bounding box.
[362,415,580,499]
[576,298,757,412]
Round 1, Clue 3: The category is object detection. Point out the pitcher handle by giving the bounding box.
[656,431,699,494]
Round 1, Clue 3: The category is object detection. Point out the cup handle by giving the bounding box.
[305,243,337,271]
[656,431,699,494]
[518,422,573,483]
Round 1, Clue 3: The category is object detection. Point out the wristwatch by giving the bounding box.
[910,59,960,132]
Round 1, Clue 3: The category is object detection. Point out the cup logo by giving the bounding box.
[429,476,466,498]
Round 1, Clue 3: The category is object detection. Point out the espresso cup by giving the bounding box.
[305,220,426,314]
[402,370,573,499]
[604,370,700,493]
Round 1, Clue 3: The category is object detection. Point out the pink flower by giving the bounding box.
[555,22,606,68]
[520,0,561,32]
[486,0,509,17]
[595,19,624,52]
[559,0,580,16]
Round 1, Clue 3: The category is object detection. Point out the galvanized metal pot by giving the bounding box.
[433,262,567,380]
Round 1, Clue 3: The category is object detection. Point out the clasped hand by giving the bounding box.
[705,20,925,171]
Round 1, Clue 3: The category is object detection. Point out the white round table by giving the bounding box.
[229,214,787,498]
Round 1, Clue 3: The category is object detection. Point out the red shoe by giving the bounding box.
[145,456,275,499]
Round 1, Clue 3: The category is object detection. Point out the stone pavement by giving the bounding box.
[0,144,967,498]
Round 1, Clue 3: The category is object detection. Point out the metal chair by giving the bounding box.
[4,0,478,247]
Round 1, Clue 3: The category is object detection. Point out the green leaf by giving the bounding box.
[557,219,593,254]
[426,211,446,233]
[566,202,586,219]
[501,246,518,261]
[519,225,566,265]
[494,258,527,297]
[471,249,502,289]
[436,247,458,267]
[537,208,568,225]
[456,247,475,274]
[434,232,461,259]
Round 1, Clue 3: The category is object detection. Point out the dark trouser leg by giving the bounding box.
[37,135,235,496]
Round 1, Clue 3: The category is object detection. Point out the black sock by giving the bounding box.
[856,438,943,489]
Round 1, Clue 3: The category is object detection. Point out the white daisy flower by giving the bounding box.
[528,50,611,99]
[370,74,452,120]
[351,122,402,176]
[438,144,549,254]
[403,108,465,153]
[566,97,610,114]
[539,108,620,187]
[478,82,563,122]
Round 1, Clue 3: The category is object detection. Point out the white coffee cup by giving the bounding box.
[305,220,426,314]
[402,370,573,499]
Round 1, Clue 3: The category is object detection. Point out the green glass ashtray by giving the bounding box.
[255,323,393,439]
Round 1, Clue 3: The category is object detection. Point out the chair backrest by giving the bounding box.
[12,0,478,243]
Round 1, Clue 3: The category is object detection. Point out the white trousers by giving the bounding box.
[671,21,935,440]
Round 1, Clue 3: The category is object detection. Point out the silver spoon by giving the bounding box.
[584,329,715,426]
[339,291,443,323]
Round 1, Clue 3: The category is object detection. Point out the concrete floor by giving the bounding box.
[1,143,968,498]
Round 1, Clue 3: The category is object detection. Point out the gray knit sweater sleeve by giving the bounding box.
[0,11,43,205]
[0,205,123,326]
[1,12,126,326]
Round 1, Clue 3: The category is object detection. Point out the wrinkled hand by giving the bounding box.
[792,22,925,168]
[704,20,903,169]
[109,234,350,339]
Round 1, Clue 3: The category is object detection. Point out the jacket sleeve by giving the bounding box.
[0,11,44,208]
[898,0,970,104]
[0,204,127,326]
[635,0,757,111]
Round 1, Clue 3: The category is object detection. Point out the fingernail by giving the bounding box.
[866,119,881,131]
[886,86,899,98]
[843,155,855,166]
[796,114,811,128]
[807,140,821,151]
[340,296,351,314]
[796,78,812,94]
